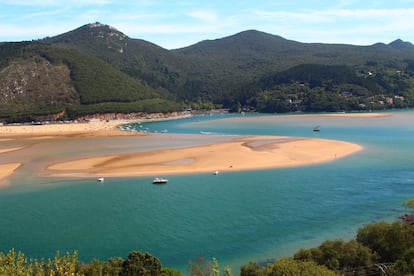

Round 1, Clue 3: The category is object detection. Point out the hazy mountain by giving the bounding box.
[388,39,414,50]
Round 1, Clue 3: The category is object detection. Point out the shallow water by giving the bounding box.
[1,111,414,273]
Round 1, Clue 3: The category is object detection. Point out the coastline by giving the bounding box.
[0,113,192,138]
[0,120,136,138]
[0,112,368,184]
[46,135,363,178]
[0,119,138,185]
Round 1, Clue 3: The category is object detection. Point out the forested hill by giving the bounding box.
[176,29,414,75]
[1,22,414,122]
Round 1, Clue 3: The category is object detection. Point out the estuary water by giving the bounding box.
[1,111,414,273]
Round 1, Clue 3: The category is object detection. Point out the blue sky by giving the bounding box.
[0,0,413,49]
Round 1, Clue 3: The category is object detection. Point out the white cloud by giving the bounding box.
[0,23,75,40]
[251,8,414,23]
[20,8,69,20]
[115,22,222,35]
[187,9,219,23]
[242,7,414,44]
[0,0,112,6]
[0,1,413,49]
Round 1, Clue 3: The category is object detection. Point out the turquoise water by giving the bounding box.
[1,111,414,273]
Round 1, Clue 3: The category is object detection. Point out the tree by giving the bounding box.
[403,198,414,210]
[103,257,124,275]
[51,250,79,275]
[187,257,232,276]
[188,257,212,276]
[0,249,29,276]
[120,251,162,276]
[161,267,182,276]
[240,262,264,276]
[77,259,104,275]
[356,221,414,262]
[293,239,376,271]
[264,258,336,276]
[393,246,414,274]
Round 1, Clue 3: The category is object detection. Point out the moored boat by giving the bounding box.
[153,177,168,184]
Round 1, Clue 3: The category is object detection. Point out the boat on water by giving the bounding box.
[153,177,168,184]
[97,177,105,183]
[200,131,213,135]
[313,126,321,132]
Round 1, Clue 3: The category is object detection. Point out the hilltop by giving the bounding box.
[1,22,414,122]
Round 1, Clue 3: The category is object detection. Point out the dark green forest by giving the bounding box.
[1,22,414,122]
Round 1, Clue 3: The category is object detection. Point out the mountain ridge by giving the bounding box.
[45,22,414,50]
[1,22,414,122]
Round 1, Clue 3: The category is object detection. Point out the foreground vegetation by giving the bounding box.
[1,219,413,275]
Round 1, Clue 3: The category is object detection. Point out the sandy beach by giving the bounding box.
[0,114,365,184]
[0,146,25,154]
[317,112,390,118]
[0,163,22,184]
[0,120,138,138]
[47,135,362,177]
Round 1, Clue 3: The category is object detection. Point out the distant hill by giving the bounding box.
[388,39,414,50]
[1,22,414,122]
[176,29,414,70]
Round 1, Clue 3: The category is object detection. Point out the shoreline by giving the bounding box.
[0,120,136,138]
[0,112,371,184]
[46,135,363,178]
[0,113,192,138]
[0,163,22,186]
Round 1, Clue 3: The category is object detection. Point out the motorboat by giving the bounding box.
[153,177,168,184]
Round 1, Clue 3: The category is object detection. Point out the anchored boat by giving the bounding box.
[153,177,168,184]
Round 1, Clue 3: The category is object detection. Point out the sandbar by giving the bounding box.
[0,146,25,154]
[0,114,191,139]
[48,135,362,177]
[0,163,22,185]
[0,113,367,182]
[0,120,138,139]
[316,112,390,118]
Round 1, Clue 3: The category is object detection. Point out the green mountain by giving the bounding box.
[45,23,198,100]
[1,22,414,122]
[0,25,183,122]
[175,29,414,112]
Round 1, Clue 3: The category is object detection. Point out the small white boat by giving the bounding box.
[200,131,213,135]
[214,171,219,175]
[153,177,168,184]
[97,177,105,183]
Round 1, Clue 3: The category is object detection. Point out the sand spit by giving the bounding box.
[47,136,363,177]
[0,163,22,186]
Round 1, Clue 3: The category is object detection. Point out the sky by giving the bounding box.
[0,0,414,49]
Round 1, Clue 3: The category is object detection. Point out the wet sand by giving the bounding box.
[0,147,25,154]
[47,136,362,177]
[317,112,390,118]
[0,120,140,184]
[0,115,365,183]
[0,163,22,186]
[0,120,139,138]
